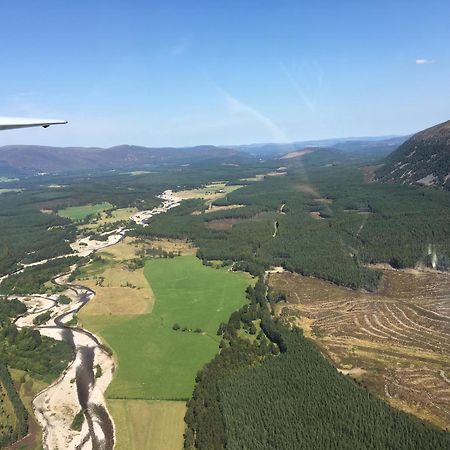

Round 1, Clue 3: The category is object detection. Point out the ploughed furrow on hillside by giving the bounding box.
[269,267,450,429]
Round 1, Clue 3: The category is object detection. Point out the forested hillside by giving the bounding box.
[0,191,75,276]
[133,162,450,289]
[0,144,251,174]
[219,327,450,450]
[377,119,450,188]
[0,163,274,279]
[184,278,450,449]
[1,152,449,448]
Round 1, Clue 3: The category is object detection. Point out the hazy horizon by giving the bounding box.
[0,132,407,150]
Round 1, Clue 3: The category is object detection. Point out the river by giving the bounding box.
[5,190,182,450]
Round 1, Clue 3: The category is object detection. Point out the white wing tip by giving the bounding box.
[0,117,68,131]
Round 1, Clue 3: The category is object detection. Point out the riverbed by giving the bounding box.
[4,190,182,449]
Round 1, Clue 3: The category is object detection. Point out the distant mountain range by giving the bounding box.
[231,135,407,158]
[0,135,408,176]
[376,120,450,189]
[0,144,246,175]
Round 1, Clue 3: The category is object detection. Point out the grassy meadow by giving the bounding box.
[80,255,250,400]
[57,202,113,221]
[108,399,186,450]
[79,207,138,231]
[175,182,243,201]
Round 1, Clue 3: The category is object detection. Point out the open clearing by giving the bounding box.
[309,211,325,220]
[206,217,248,230]
[0,188,22,194]
[96,237,145,260]
[57,202,113,221]
[80,255,250,400]
[80,207,138,230]
[81,265,154,316]
[192,204,245,216]
[77,239,155,316]
[136,238,196,255]
[280,149,315,159]
[78,237,196,316]
[204,204,245,214]
[239,174,265,182]
[270,268,450,429]
[108,399,185,450]
[122,171,155,176]
[175,182,243,201]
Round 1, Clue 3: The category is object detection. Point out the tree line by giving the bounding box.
[0,361,28,447]
[184,276,450,449]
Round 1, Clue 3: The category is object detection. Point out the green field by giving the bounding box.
[109,399,186,450]
[81,256,250,399]
[57,202,113,221]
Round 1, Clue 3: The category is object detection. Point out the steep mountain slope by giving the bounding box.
[0,144,246,174]
[376,120,450,188]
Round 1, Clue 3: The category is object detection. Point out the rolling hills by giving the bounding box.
[0,135,406,176]
[0,144,247,175]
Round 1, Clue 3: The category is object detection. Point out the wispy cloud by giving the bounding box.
[170,38,189,56]
[415,58,435,65]
[280,62,323,113]
[222,90,291,144]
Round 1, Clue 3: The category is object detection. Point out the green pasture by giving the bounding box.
[57,202,113,221]
[81,256,250,400]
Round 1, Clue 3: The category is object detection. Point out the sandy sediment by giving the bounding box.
[130,190,181,226]
[1,190,183,449]
[33,346,90,449]
[71,229,126,257]
[33,324,115,450]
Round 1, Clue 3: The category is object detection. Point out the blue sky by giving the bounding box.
[1,1,449,147]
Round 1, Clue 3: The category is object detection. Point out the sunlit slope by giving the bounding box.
[377,119,450,188]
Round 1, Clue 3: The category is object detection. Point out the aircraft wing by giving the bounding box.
[0,117,67,131]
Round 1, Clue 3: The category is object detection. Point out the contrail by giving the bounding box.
[222,90,293,146]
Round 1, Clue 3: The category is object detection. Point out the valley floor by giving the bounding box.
[78,239,251,447]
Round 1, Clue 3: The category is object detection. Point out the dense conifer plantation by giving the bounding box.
[184,278,450,450]
[220,327,450,450]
